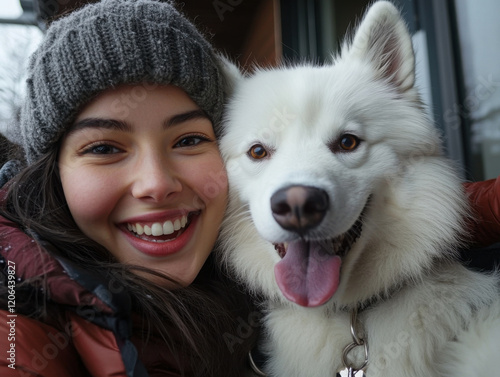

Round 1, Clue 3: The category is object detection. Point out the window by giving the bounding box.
[454,0,500,180]
[0,0,42,145]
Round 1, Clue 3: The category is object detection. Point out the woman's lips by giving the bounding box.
[121,211,200,257]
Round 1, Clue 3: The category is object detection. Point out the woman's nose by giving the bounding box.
[130,153,181,202]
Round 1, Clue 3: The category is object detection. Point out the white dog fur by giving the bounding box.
[219,1,500,376]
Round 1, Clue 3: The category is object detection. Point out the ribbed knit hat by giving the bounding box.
[19,0,227,164]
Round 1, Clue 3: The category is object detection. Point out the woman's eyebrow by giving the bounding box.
[68,109,209,135]
[164,109,210,128]
[69,118,131,134]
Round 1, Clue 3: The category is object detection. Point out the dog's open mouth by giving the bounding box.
[272,204,366,307]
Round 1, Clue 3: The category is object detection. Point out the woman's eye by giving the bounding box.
[248,144,268,160]
[82,143,121,155]
[338,134,360,151]
[175,135,209,148]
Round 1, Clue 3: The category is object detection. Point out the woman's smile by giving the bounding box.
[120,211,200,257]
[126,216,189,239]
[120,209,201,255]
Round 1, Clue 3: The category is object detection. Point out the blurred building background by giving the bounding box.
[1,0,499,181]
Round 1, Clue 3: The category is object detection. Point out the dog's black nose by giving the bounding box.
[271,185,329,234]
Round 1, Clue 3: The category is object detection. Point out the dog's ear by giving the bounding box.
[345,1,415,93]
[217,54,244,97]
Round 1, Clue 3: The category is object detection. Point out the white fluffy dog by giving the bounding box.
[219,1,500,376]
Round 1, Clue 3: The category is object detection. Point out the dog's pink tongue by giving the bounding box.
[274,240,341,307]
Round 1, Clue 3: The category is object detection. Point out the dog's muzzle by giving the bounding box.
[271,188,369,307]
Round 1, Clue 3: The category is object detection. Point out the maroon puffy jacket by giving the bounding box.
[465,176,500,247]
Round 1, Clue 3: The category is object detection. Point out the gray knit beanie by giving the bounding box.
[19,0,227,164]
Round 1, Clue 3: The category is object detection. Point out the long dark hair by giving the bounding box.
[1,146,258,376]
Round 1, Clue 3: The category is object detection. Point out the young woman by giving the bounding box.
[0,0,257,376]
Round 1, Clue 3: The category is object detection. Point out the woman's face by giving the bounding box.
[59,84,228,286]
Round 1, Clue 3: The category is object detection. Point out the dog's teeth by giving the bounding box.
[333,242,341,255]
[274,243,287,258]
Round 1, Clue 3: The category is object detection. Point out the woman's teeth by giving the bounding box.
[127,215,188,237]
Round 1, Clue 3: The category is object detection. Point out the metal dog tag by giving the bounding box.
[337,367,366,377]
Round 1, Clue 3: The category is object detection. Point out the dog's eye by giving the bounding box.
[339,134,360,151]
[248,144,268,160]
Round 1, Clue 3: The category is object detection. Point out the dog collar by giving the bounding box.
[337,308,369,376]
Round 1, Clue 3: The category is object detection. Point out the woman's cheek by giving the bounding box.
[195,157,228,204]
[62,169,120,225]
[201,168,228,203]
